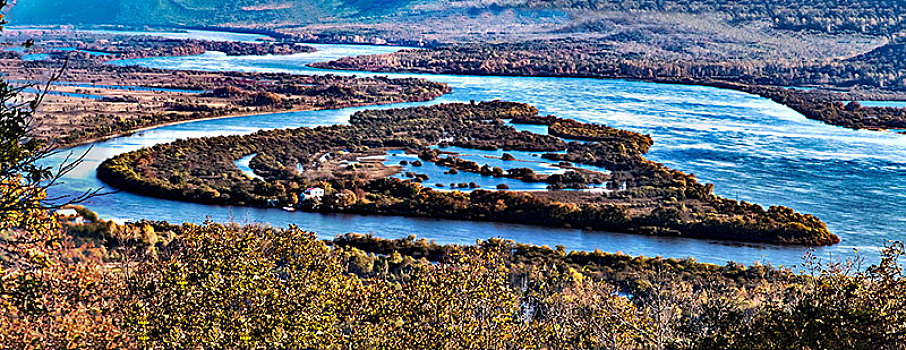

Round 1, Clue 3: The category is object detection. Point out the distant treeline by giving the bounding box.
[315,39,906,131]
[316,39,906,92]
[76,38,316,60]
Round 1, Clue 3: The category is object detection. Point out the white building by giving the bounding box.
[300,187,325,201]
[55,209,85,224]
[307,187,325,198]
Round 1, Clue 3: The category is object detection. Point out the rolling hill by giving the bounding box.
[9,0,904,37]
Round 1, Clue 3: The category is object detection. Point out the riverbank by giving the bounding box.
[312,45,906,132]
[61,103,347,149]
[3,57,449,147]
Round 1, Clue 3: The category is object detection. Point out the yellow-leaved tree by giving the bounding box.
[0,2,120,346]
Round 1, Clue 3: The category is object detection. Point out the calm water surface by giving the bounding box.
[43,31,906,267]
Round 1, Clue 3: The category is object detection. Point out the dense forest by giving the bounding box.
[97,101,837,245]
[4,211,904,348]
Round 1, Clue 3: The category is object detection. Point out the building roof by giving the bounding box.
[55,209,80,217]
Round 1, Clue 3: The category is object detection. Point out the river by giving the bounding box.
[42,30,906,267]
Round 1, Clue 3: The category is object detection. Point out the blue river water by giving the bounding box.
[859,101,906,109]
[40,30,906,267]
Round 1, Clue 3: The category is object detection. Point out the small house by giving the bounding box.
[55,209,85,224]
[300,187,325,201]
[307,187,325,198]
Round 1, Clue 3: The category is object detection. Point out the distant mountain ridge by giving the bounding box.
[7,0,418,26]
[7,0,905,37]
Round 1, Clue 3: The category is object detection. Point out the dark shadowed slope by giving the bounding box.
[7,0,415,26]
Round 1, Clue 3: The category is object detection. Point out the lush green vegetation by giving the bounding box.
[97,101,837,245]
